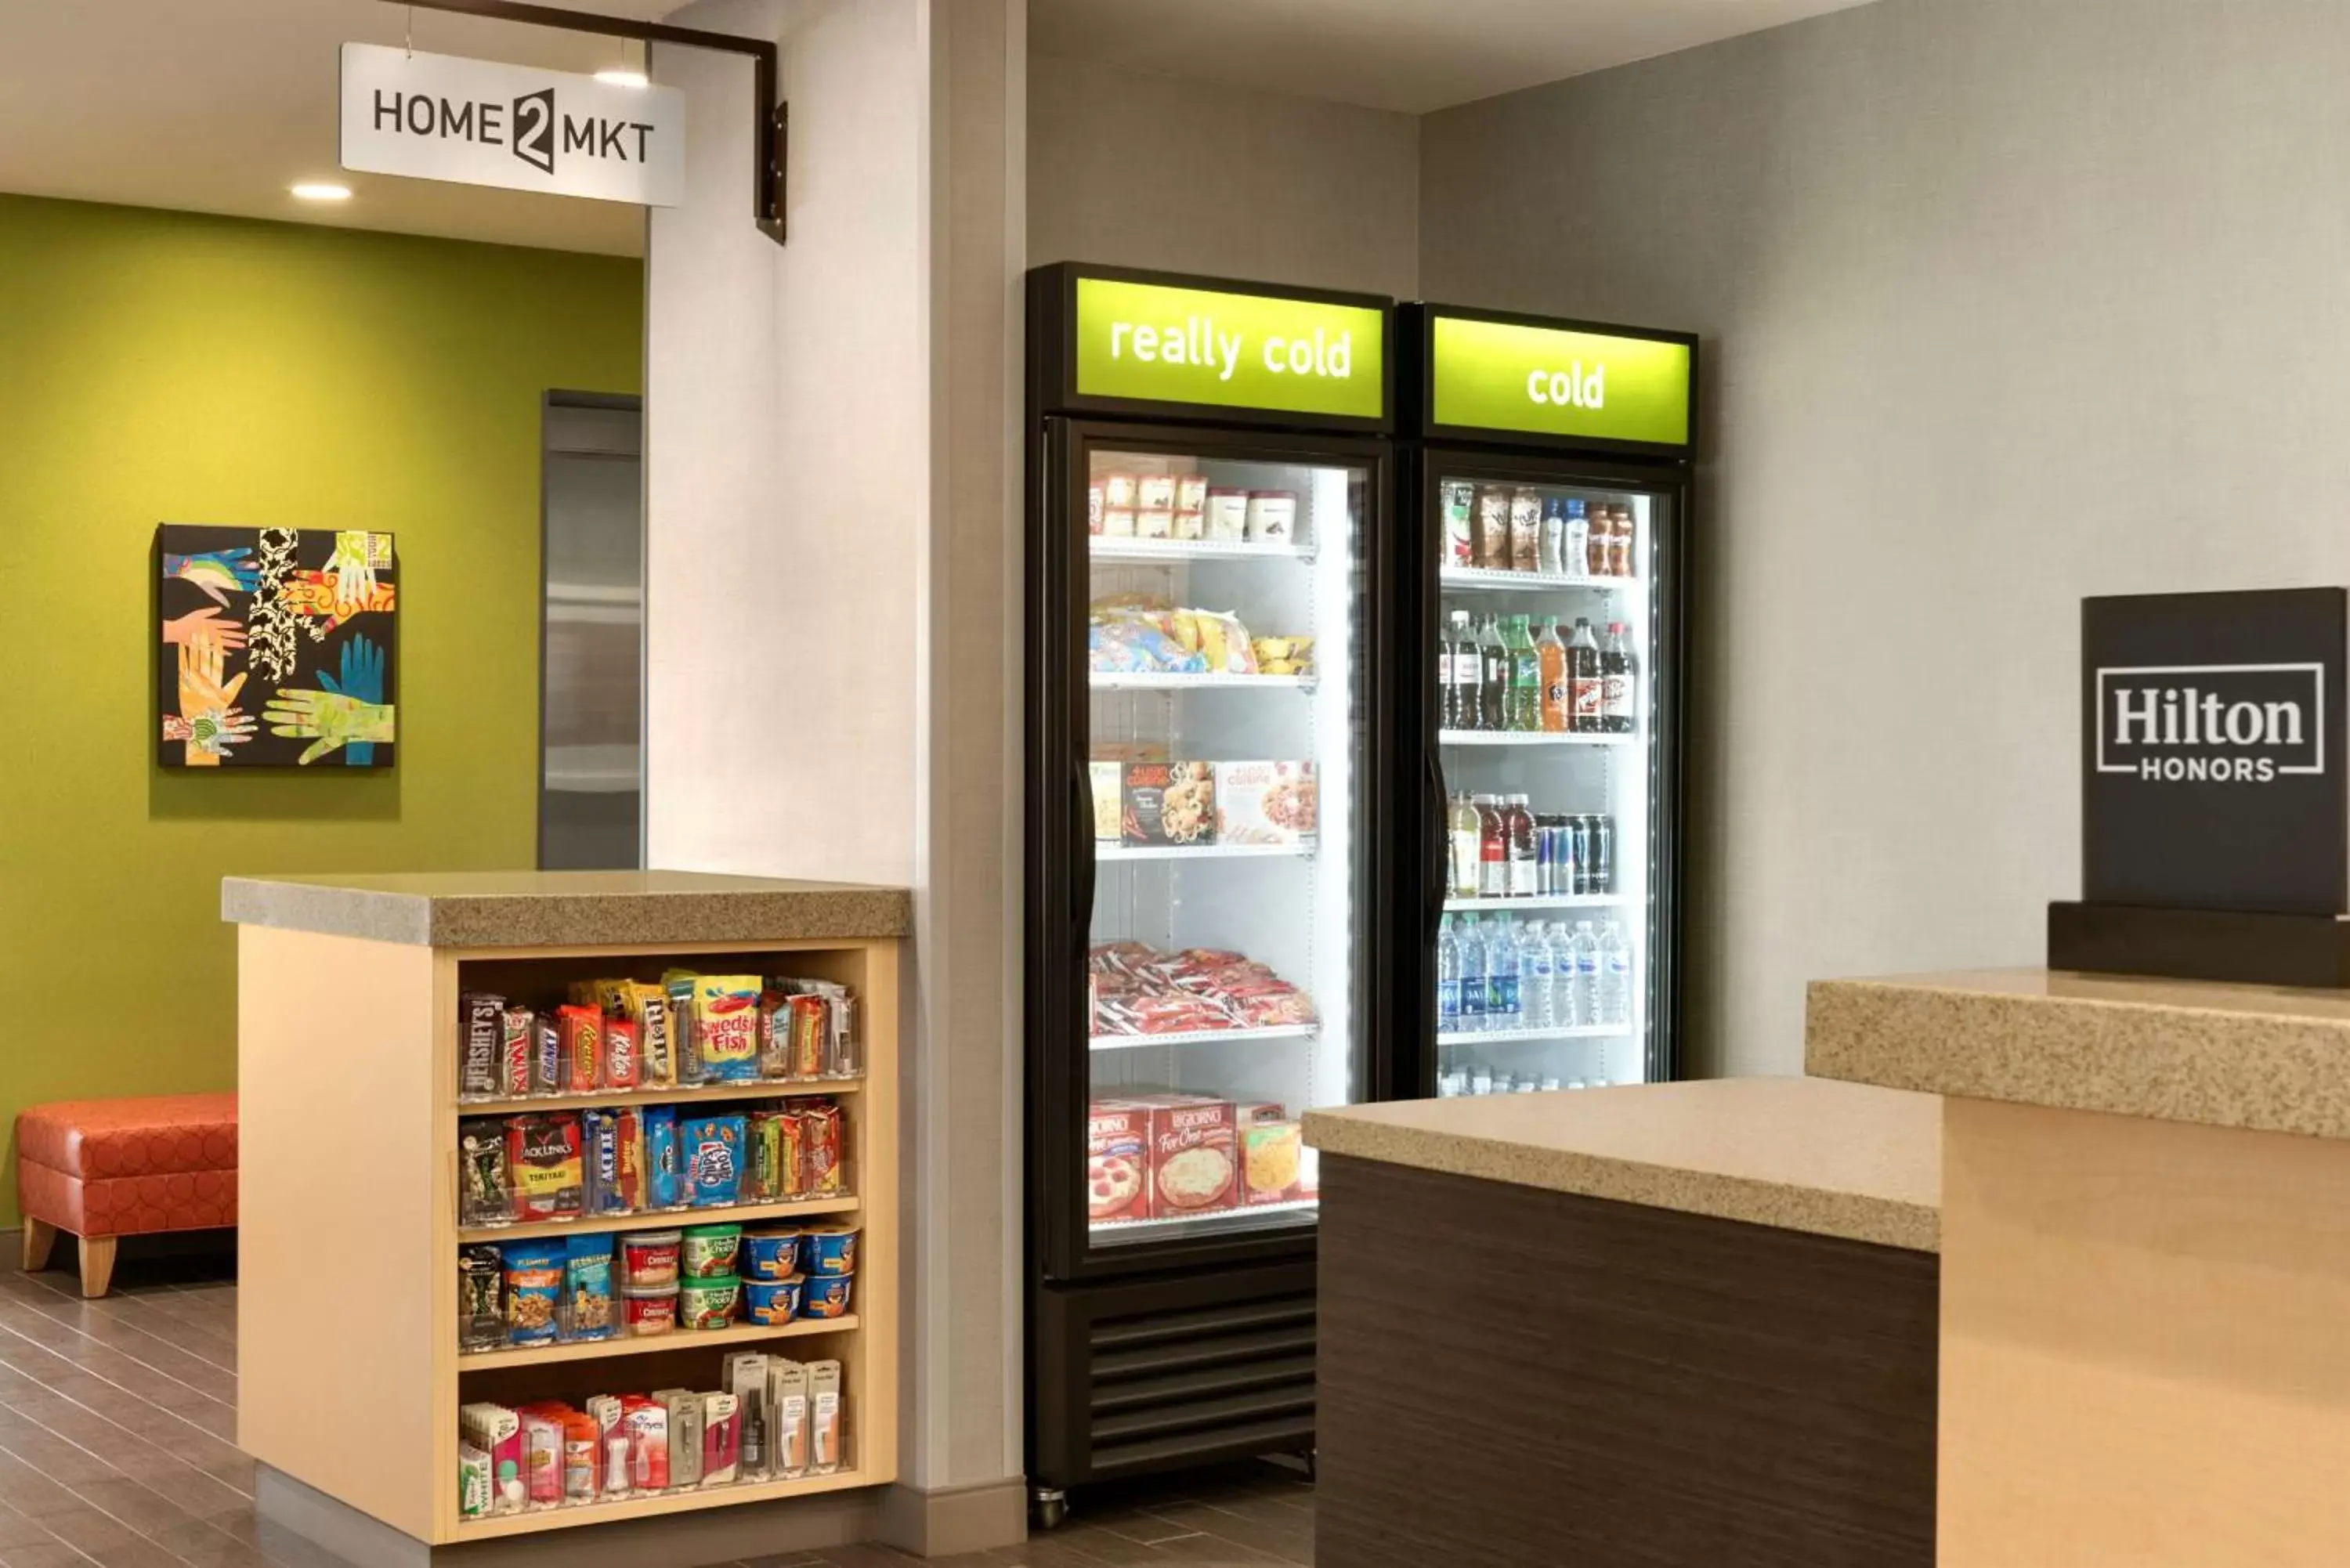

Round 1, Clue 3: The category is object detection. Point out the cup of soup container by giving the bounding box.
[678,1275,741,1331]
[801,1226,860,1277]
[1245,490,1297,542]
[620,1230,682,1288]
[797,1272,855,1320]
[743,1276,803,1326]
[742,1231,801,1281]
[678,1223,742,1281]
[620,1284,678,1337]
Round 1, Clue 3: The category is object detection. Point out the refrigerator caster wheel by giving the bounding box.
[1032,1488,1069,1531]
[1304,1447,1318,1482]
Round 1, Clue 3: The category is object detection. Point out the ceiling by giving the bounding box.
[1028,0,1879,115]
[0,0,682,257]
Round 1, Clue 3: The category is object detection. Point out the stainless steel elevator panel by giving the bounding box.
[540,394,643,869]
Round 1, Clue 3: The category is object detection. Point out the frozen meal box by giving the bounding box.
[1242,1121,1304,1205]
[1213,761,1317,846]
[1089,761,1122,840]
[1123,761,1216,848]
[1147,1100,1238,1219]
[1086,1100,1151,1225]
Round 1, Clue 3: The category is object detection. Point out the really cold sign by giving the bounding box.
[1072,277,1386,421]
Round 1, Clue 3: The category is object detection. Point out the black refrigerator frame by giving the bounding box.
[1023,262,1401,1494]
[1390,302,1697,1098]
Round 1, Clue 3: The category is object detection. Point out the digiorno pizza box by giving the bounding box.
[1086,1100,1151,1225]
[1145,1098,1238,1219]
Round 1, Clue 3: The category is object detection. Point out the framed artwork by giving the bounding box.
[155,524,398,768]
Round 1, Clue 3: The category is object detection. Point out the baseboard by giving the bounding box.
[873,1476,1029,1557]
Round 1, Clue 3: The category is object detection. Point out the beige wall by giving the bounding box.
[1028,52,1419,299]
[1419,0,2350,1076]
[646,0,1026,1540]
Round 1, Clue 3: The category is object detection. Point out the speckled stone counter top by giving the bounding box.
[222,870,910,948]
[1303,1078,1940,1252]
[1808,966,2350,1141]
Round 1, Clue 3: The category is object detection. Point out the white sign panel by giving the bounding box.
[340,43,684,207]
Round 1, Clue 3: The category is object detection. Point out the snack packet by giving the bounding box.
[561,1234,615,1342]
[682,1115,747,1207]
[458,1119,512,1228]
[501,1244,563,1347]
[642,1106,683,1209]
[808,1360,843,1475]
[458,1244,504,1353]
[627,983,674,1089]
[694,977,762,1083]
[459,992,505,1100]
[556,1005,602,1093]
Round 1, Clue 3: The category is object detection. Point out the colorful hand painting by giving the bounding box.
[155,524,397,768]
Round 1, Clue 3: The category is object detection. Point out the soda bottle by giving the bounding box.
[1448,791,1481,899]
[1570,921,1601,1028]
[1476,795,1507,898]
[1506,615,1543,732]
[1601,622,1636,734]
[1598,920,1633,1026]
[1436,914,1461,1036]
[1504,795,1538,898]
[1477,614,1509,733]
[1567,618,1603,733]
[1536,617,1569,732]
[1487,916,1520,1030]
[1522,921,1555,1028]
[1437,609,1463,729]
[1455,914,1484,1035]
[1563,499,1589,580]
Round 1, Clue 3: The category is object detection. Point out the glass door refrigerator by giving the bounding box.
[1023,263,1397,1513]
[1394,304,1697,1099]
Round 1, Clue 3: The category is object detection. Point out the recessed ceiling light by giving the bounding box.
[595,69,649,89]
[291,182,352,202]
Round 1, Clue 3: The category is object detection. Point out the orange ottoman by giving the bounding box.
[16,1093,237,1297]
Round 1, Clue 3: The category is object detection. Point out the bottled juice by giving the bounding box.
[1506,615,1542,732]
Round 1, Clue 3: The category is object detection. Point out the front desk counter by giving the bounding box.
[1304,1078,1942,1568]
[221,871,909,1568]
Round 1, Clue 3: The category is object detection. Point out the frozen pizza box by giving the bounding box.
[1241,1120,1305,1205]
[1145,1099,1238,1219]
[1213,761,1317,847]
[1123,761,1216,848]
[1088,761,1122,840]
[1086,1100,1151,1226]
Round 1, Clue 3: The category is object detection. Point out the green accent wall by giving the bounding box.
[0,195,642,1223]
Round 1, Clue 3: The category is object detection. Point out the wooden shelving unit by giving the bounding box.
[237,924,901,1548]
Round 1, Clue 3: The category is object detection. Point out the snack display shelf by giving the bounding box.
[1437,1024,1628,1046]
[1438,730,1637,747]
[459,1078,863,1117]
[1441,566,1640,593]
[1090,537,1317,564]
[1088,1023,1318,1053]
[1089,1197,1321,1243]
[450,1467,874,1543]
[1444,894,1629,913]
[458,1194,860,1246]
[1090,673,1317,692]
[458,1316,858,1371]
[1095,841,1313,863]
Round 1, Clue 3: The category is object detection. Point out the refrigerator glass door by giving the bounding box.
[1080,436,1369,1249]
[1430,472,1669,1094]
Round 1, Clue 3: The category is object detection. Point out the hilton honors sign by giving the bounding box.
[340,44,685,206]
[2081,588,2348,915]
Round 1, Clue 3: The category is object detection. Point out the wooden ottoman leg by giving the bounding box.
[78,1237,116,1299]
[20,1219,56,1272]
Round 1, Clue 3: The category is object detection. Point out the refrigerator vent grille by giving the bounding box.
[1083,1288,1318,1474]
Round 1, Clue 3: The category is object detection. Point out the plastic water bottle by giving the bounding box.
[1436,914,1461,1037]
[1598,920,1633,1027]
[1488,916,1521,1031]
[1455,915,1485,1035]
[1470,1060,1493,1096]
[1549,923,1578,1027]
[1570,921,1601,1028]
[1521,920,1555,1029]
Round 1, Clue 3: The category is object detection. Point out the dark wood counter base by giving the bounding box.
[1314,1154,1936,1566]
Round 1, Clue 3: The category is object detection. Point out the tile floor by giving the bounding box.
[0,1242,1311,1568]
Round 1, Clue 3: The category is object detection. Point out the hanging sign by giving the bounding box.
[1071,276,1387,421]
[340,44,685,207]
[1426,312,1693,449]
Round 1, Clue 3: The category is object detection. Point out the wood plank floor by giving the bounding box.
[0,1241,1310,1568]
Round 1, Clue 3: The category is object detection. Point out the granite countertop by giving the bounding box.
[1303,1077,1940,1252]
[1808,967,2350,1141]
[222,870,910,948]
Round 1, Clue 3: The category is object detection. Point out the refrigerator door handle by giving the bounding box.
[1073,762,1097,949]
[1426,751,1448,935]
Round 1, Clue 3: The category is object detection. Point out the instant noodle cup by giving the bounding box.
[742,1275,802,1326]
[797,1272,854,1320]
[679,1223,742,1281]
[620,1283,678,1337]
[800,1225,859,1277]
[678,1275,741,1331]
[741,1230,801,1281]
[619,1229,681,1288]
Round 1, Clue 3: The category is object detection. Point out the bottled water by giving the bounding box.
[1549,923,1578,1026]
[1522,920,1556,1029]
[1488,916,1521,1031]
[1470,1060,1493,1097]
[1570,921,1601,1029]
[1436,915,1461,1036]
[1455,915,1484,1035]
[1597,920,1633,1027]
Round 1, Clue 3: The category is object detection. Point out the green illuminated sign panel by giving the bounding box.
[1074,277,1386,421]
[1430,315,1691,446]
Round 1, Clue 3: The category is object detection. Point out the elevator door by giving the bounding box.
[540,392,644,869]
